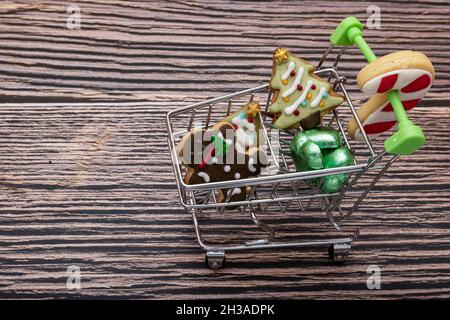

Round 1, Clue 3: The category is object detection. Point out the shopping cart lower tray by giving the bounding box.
[166,46,400,268]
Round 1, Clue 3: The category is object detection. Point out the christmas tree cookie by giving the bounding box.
[220,101,264,154]
[269,48,344,130]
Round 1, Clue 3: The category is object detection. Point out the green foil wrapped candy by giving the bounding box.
[301,140,323,170]
[321,147,355,193]
[303,127,342,149]
[322,175,345,193]
[289,127,354,194]
[323,147,354,169]
[290,132,314,172]
[290,127,341,172]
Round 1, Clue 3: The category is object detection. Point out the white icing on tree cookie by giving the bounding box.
[282,61,296,80]
[282,67,304,98]
[232,112,257,154]
[269,48,344,129]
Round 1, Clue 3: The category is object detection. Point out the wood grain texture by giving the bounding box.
[0,0,449,299]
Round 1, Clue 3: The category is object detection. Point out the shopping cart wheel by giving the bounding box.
[328,243,351,264]
[205,251,226,269]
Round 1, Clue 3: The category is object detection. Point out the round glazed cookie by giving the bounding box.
[348,50,435,140]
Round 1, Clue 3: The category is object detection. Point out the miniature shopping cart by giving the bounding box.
[166,21,406,268]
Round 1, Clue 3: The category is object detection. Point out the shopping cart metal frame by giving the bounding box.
[166,45,400,268]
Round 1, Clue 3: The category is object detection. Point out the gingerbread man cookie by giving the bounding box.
[348,50,435,140]
[269,48,344,130]
[177,119,267,203]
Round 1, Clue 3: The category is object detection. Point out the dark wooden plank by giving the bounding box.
[0,101,449,299]
[0,0,449,102]
[0,0,450,299]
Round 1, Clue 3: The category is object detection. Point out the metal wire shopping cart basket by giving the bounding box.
[166,45,400,268]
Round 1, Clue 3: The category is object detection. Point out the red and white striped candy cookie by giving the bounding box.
[348,51,435,141]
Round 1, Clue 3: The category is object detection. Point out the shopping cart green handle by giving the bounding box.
[330,17,426,155]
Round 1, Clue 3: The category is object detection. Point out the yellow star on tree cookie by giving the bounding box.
[274,48,288,64]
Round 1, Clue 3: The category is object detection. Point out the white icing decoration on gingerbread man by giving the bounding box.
[248,157,257,173]
[227,188,242,197]
[198,172,210,183]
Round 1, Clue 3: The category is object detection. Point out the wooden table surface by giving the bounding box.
[0,0,449,299]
